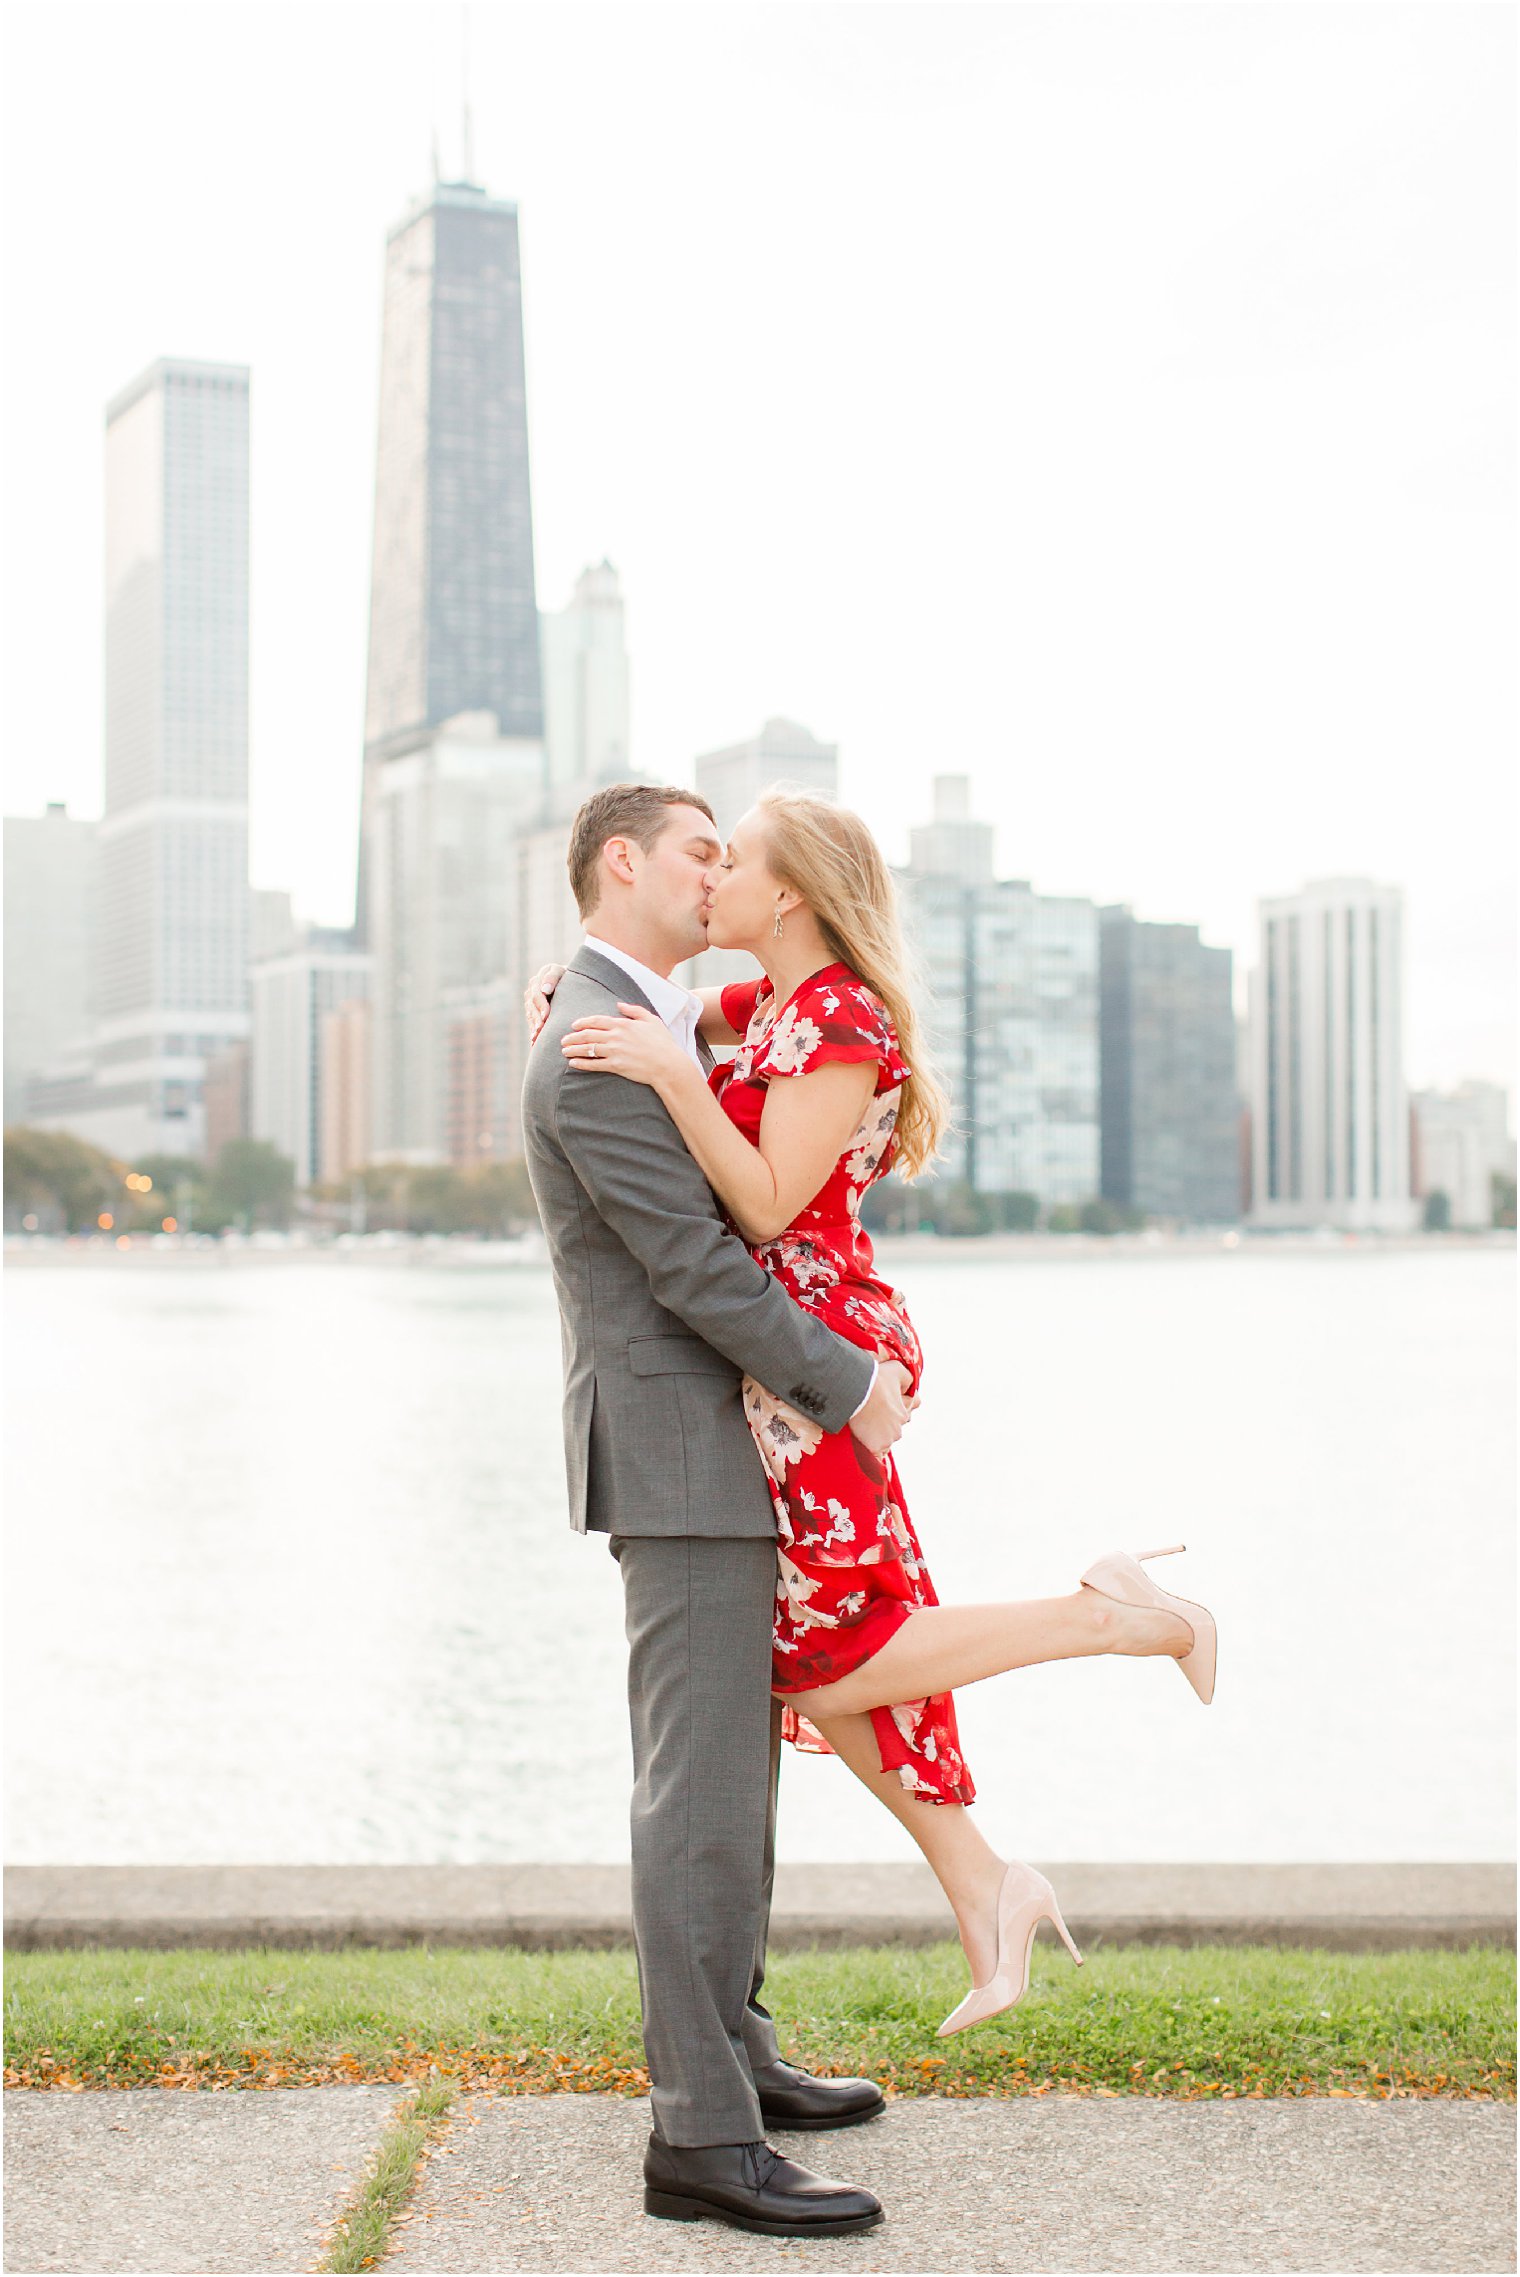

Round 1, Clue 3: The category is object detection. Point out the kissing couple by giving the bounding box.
[522,779,1218,2240]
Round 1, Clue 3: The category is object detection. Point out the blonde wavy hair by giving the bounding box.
[754,785,949,1180]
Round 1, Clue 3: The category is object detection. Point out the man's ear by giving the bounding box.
[601,835,640,889]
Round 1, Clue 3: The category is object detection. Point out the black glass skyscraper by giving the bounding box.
[358,180,543,934]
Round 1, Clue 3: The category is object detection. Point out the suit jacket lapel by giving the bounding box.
[569,945,659,1015]
[569,945,712,1074]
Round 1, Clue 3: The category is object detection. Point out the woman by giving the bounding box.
[531,785,1217,2035]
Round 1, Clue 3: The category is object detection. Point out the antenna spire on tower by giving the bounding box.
[460,2,475,183]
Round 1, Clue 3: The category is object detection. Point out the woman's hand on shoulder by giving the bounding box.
[525,962,566,1044]
[561,1005,699,1092]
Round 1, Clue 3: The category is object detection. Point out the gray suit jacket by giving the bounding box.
[521,946,873,1537]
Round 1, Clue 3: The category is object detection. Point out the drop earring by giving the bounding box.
[774,908,785,939]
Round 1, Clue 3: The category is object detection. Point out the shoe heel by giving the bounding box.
[644,2187,702,2222]
[1136,1542,1185,1561]
[1045,1901,1084,1967]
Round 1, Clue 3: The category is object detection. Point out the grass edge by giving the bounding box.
[316,2081,455,2274]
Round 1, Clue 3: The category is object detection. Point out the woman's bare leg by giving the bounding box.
[781,1590,1190,1725]
[806,1710,1009,1984]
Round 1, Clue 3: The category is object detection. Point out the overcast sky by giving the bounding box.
[1,1,1513,1089]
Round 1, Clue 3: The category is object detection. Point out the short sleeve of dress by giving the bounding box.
[720,978,766,1038]
[760,969,912,1091]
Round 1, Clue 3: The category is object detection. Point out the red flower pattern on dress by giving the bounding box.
[714,961,974,1807]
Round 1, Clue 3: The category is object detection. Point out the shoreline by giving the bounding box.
[5,1229,1513,1269]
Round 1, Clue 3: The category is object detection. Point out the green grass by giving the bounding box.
[5,1943,1512,2099]
[317,2084,455,2275]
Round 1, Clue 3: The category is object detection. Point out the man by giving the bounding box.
[521,783,913,2238]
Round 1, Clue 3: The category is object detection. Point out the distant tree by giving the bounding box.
[996,1191,1041,1232]
[1422,1188,1452,1232]
[123,1151,204,1230]
[3,1126,124,1233]
[1493,1173,1517,1232]
[460,1159,539,1233]
[1044,1203,1083,1233]
[951,1183,1003,1236]
[1079,1198,1146,1235]
[400,1165,466,1233]
[857,1172,916,1234]
[353,1161,413,1231]
[208,1137,295,1230]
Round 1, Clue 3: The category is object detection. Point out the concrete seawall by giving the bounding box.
[5,1863,1513,1953]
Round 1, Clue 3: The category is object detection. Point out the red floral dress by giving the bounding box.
[714,961,974,1807]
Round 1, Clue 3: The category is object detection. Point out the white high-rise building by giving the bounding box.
[908,774,993,887]
[684,719,840,991]
[1412,1080,1515,1228]
[62,359,251,1161]
[366,712,544,1161]
[1249,877,1416,1230]
[3,803,98,1124]
[901,781,1099,1204]
[694,717,838,840]
[541,562,631,790]
[251,931,373,1188]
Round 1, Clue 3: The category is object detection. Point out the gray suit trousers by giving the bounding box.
[611,1534,784,2147]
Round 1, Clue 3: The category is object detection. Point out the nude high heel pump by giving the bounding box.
[936,1861,1084,2039]
[1080,1542,1217,1706]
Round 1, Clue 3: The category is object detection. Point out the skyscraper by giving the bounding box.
[684,719,840,991]
[358,178,543,933]
[356,179,548,1160]
[541,560,631,790]
[250,928,373,1187]
[366,712,544,1160]
[1249,877,1415,1230]
[70,359,250,1160]
[1099,906,1240,1223]
[1411,1080,1515,1229]
[901,778,1099,1204]
[694,717,838,840]
[3,803,98,1125]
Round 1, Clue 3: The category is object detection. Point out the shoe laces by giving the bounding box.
[745,2142,783,2190]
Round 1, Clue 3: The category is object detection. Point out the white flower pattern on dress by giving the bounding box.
[764,1007,823,1076]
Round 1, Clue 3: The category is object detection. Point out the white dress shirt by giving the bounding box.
[581,935,706,1068]
[577,933,879,1422]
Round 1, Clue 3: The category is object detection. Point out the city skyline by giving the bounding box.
[0,3,1512,1093]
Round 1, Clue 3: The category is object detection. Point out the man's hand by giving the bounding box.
[848,1360,918,1458]
[524,962,566,1044]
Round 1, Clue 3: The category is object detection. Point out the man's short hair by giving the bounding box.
[566,783,717,918]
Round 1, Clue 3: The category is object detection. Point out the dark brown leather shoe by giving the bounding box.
[642,2134,884,2236]
[753,2056,886,2130]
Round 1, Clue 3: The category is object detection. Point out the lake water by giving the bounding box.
[4,1244,1513,1865]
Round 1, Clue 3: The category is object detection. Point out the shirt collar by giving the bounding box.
[581,935,703,1032]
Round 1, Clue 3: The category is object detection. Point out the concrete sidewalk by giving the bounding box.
[4,2089,1514,2274]
[2,2085,395,2274]
[6,1862,1514,1953]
